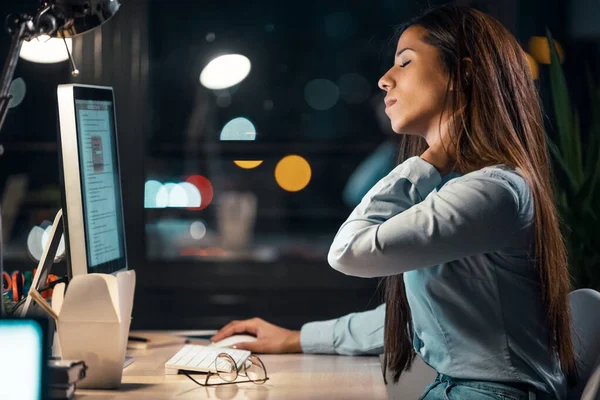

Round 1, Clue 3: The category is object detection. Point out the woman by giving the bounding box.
[212,5,576,399]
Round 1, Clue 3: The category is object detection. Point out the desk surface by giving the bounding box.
[74,331,388,400]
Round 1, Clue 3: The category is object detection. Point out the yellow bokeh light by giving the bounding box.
[234,160,264,169]
[524,52,539,80]
[275,155,312,192]
[528,36,564,65]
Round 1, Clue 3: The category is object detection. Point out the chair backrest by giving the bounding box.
[568,288,600,400]
[581,355,600,400]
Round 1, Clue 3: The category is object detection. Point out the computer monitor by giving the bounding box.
[57,84,127,278]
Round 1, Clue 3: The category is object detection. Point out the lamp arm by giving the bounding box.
[0,14,35,315]
[0,15,35,134]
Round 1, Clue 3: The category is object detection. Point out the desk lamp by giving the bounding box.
[0,0,121,315]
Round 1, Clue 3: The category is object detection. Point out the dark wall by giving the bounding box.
[2,0,598,330]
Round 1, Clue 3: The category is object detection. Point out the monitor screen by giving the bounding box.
[73,89,126,274]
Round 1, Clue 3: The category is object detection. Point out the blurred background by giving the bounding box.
[0,0,599,329]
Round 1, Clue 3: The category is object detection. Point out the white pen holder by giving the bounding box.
[47,270,136,389]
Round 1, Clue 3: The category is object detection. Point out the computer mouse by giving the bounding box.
[211,334,257,348]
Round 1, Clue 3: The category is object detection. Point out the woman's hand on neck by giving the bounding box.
[420,146,457,177]
[418,118,459,177]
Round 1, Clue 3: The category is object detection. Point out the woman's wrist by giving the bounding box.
[285,330,302,353]
[420,148,454,177]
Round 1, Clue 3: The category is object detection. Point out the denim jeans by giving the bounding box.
[419,373,537,400]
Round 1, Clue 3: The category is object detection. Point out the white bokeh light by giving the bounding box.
[9,78,26,109]
[20,35,72,64]
[27,226,44,261]
[145,180,164,208]
[220,117,256,141]
[41,226,65,261]
[190,221,207,240]
[167,183,189,207]
[179,182,201,208]
[155,185,169,208]
[200,54,251,90]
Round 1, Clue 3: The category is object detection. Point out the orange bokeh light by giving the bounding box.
[234,160,264,169]
[275,155,312,192]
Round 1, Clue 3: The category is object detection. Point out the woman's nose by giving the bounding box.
[378,71,394,91]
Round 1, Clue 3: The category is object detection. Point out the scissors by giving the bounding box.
[2,270,25,302]
[2,270,61,303]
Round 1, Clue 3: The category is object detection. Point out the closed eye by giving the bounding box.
[399,61,411,68]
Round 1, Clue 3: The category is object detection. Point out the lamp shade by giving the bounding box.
[42,0,121,38]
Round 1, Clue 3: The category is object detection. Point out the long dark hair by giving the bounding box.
[383,5,576,386]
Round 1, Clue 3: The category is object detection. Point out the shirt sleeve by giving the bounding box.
[299,304,385,355]
[327,156,522,278]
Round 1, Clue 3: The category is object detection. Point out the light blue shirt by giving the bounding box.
[300,156,566,399]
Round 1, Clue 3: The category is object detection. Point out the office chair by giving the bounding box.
[568,288,600,400]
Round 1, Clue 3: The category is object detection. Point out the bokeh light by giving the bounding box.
[528,36,564,64]
[27,226,44,261]
[234,160,263,169]
[304,79,339,111]
[180,182,201,208]
[20,35,72,64]
[167,183,188,207]
[156,185,169,208]
[41,226,65,261]
[145,180,163,208]
[186,175,214,210]
[220,117,256,141]
[26,224,65,262]
[9,78,26,109]
[200,54,251,90]
[524,52,539,80]
[190,221,207,240]
[147,179,212,209]
[39,220,52,230]
[263,100,274,111]
[275,155,312,192]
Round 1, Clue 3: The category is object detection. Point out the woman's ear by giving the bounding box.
[461,57,473,86]
[449,57,473,92]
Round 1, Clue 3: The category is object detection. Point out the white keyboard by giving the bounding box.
[165,344,251,375]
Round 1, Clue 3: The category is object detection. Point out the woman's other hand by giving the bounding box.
[210,318,302,354]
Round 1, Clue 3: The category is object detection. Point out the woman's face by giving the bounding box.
[378,25,451,141]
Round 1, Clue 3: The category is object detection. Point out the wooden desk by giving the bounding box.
[74,333,388,399]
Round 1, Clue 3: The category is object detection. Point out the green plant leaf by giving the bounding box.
[583,80,600,202]
[546,28,581,188]
[572,110,584,183]
[546,132,577,193]
[580,154,600,210]
[581,68,600,210]
[584,119,600,183]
